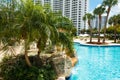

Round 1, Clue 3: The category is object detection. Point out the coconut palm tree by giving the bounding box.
[0,0,57,66]
[102,0,118,43]
[16,0,50,66]
[0,0,76,67]
[9,0,32,67]
[56,15,76,57]
[93,6,105,43]
[108,14,120,43]
[83,13,95,43]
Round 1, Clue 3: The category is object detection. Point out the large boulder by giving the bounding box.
[52,54,73,77]
[40,53,78,78]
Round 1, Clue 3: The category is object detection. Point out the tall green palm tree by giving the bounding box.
[0,0,57,66]
[83,13,95,43]
[93,6,105,43]
[35,7,59,58]
[0,0,76,68]
[56,15,75,57]
[13,0,33,67]
[44,10,75,57]
[108,14,120,43]
[16,0,50,66]
[102,0,118,43]
[58,32,74,57]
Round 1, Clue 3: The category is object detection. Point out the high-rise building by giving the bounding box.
[34,0,89,35]
[91,14,107,30]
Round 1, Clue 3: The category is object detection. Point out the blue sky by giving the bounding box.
[89,0,103,11]
[89,0,120,17]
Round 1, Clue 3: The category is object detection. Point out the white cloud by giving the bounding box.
[90,0,120,17]
[110,2,120,17]
[96,4,101,8]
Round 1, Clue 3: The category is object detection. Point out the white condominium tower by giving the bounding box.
[34,0,89,35]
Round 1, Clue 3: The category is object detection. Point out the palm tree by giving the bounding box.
[56,15,76,57]
[108,14,120,43]
[102,0,118,43]
[13,0,34,67]
[0,0,18,55]
[44,10,75,57]
[83,13,94,43]
[0,0,76,67]
[16,0,53,66]
[0,0,57,66]
[83,16,87,34]
[93,6,105,43]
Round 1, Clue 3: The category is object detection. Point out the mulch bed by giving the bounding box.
[87,42,108,45]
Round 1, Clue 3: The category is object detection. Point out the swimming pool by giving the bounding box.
[69,43,120,80]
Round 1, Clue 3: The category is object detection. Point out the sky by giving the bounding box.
[89,0,103,11]
[89,0,120,17]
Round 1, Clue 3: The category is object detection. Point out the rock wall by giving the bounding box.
[52,54,73,77]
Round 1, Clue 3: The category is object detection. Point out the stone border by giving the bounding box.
[74,39,120,47]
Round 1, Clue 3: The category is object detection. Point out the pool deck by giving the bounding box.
[74,39,120,46]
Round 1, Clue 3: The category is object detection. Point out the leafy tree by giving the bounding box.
[83,13,95,42]
[16,0,52,66]
[93,6,105,42]
[102,0,118,43]
[55,15,75,57]
[106,26,114,34]
[108,14,120,42]
[117,26,120,34]
[0,0,19,56]
[0,0,76,67]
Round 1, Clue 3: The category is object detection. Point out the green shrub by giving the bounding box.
[0,55,57,80]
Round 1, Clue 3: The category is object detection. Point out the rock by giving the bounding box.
[52,54,73,77]
[71,57,78,67]
[52,55,65,76]
[39,53,78,78]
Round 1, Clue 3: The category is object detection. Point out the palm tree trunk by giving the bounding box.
[98,15,101,42]
[84,21,86,34]
[103,7,111,43]
[37,38,41,57]
[88,20,92,42]
[90,29,92,43]
[25,41,32,67]
[114,25,117,43]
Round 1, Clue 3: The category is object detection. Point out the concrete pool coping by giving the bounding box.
[74,39,120,47]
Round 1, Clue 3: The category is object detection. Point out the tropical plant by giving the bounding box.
[0,0,76,67]
[0,0,19,57]
[93,6,105,42]
[54,15,75,57]
[102,0,118,43]
[106,26,114,34]
[16,0,53,66]
[0,55,56,80]
[36,4,76,58]
[0,0,46,67]
[83,13,95,42]
[117,26,120,34]
[108,14,120,43]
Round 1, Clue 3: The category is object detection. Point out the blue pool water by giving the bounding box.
[69,43,120,80]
